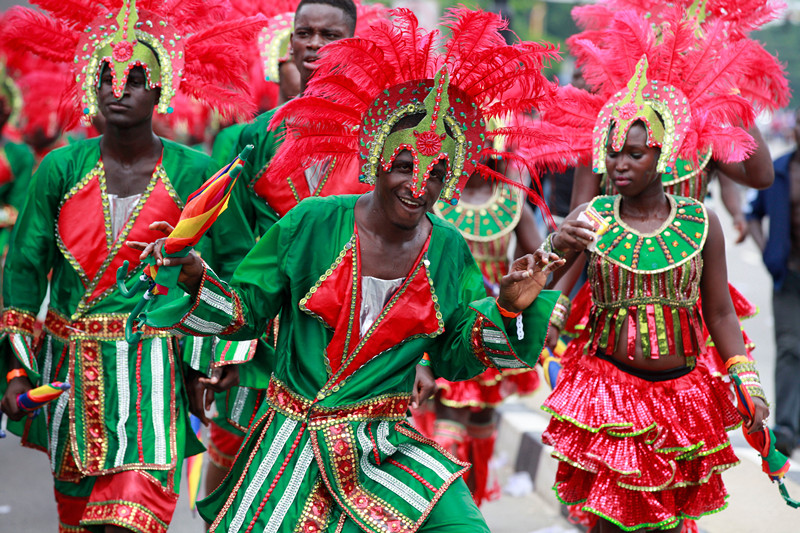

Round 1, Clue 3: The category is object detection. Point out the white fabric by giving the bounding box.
[359,275,405,337]
[108,193,141,238]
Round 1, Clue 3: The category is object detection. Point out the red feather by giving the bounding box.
[0,8,78,64]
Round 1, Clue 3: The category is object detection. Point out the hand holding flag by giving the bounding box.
[118,145,253,344]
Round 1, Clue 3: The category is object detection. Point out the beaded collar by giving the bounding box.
[591,194,707,274]
[433,185,523,243]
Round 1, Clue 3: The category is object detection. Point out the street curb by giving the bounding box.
[494,397,562,509]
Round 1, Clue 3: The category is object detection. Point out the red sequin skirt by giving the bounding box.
[437,366,540,409]
[542,355,742,530]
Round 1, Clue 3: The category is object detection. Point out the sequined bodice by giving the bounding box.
[585,195,708,359]
[435,185,523,288]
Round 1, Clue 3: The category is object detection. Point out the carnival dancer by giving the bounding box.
[527,27,773,530]
[0,45,34,263]
[0,2,265,532]
[197,0,401,506]
[420,158,543,506]
[537,0,789,379]
[128,9,561,531]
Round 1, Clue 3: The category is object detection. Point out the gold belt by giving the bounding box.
[266,376,409,429]
[44,310,169,341]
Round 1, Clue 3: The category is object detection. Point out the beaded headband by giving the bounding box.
[359,68,484,203]
[77,0,181,118]
[0,62,22,127]
[592,57,689,175]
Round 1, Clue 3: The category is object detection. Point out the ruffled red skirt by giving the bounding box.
[543,355,742,530]
[437,366,540,409]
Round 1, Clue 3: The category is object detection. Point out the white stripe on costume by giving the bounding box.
[357,422,429,512]
[151,338,167,464]
[200,286,234,316]
[184,313,227,335]
[228,418,298,533]
[264,440,315,533]
[114,340,131,466]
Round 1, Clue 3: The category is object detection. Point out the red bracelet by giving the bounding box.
[495,298,521,318]
[6,368,28,383]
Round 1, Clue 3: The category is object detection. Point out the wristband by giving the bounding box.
[549,294,572,331]
[418,353,431,367]
[6,368,28,383]
[540,232,566,259]
[726,356,767,404]
[496,298,521,318]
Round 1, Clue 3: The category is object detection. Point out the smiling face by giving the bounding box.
[291,3,353,91]
[606,121,661,197]
[374,149,446,231]
[97,64,159,128]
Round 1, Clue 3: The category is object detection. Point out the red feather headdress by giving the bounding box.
[265,7,559,206]
[521,3,787,176]
[1,0,267,128]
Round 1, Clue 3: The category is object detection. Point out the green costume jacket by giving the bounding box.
[0,137,215,482]
[158,195,557,532]
[0,139,35,252]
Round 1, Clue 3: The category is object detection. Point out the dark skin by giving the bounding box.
[128,149,562,415]
[552,122,769,533]
[291,3,354,94]
[551,123,768,415]
[0,95,10,135]
[555,124,775,309]
[278,60,302,105]
[1,64,166,533]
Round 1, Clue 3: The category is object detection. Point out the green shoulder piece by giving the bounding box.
[591,194,707,273]
[433,185,523,242]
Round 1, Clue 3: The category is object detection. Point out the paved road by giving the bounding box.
[1,180,797,532]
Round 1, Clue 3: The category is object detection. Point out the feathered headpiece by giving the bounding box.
[522,3,786,176]
[571,0,789,114]
[0,63,22,130]
[1,0,267,127]
[265,8,559,205]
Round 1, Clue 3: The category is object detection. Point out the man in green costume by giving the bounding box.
[0,1,263,531]
[131,8,562,532]
[0,61,34,261]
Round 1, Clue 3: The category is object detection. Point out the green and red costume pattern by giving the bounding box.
[0,138,216,533]
[154,195,557,532]
[543,195,742,531]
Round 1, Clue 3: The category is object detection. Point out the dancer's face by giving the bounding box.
[374,149,445,231]
[291,3,354,90]
[606,121,661,197]
[97,65,159,128]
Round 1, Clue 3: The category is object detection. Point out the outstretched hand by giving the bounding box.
[497,251,565,315]
[125,221,205,294]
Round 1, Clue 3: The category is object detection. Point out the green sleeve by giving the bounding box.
[153,206,296,342]
[429,239,559,382]
[4,142,35,210]
[1,153,64,379]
